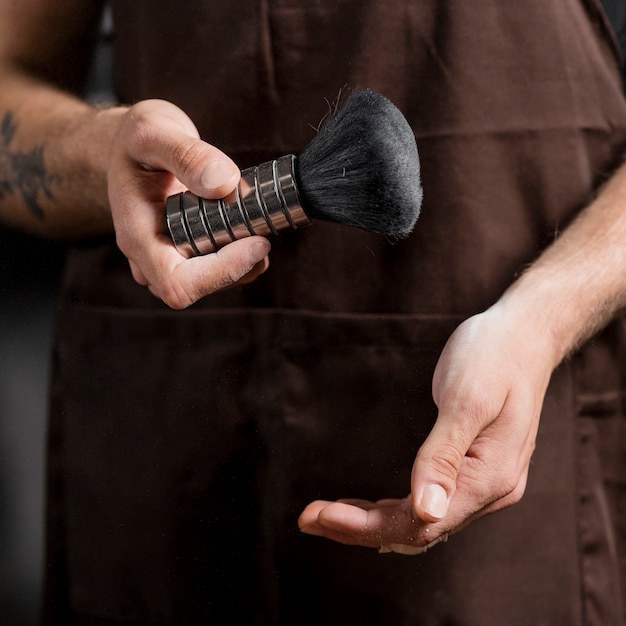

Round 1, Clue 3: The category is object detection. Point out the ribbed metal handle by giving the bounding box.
[166,154,312,257]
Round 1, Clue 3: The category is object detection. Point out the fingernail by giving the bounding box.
[248,240,270,263]
[199,160,238,194]
[299,524,324,537]
[420,484,449,519]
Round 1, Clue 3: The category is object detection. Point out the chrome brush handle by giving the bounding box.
[166,154,312,257]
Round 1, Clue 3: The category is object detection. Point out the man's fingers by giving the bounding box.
[107,100,272,307]
[410,417,478,523]
[411,371,516,523]
[299,498,452,552]
[236,256,271,285]
[122,99,240,198]
[412,414,533,528]
[300,500,414,548]
[149,236,271,309]
[128,258,149,286]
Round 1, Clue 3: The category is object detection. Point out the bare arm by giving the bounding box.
[0,0,271,306]
[501,161,626,361]
[300,160,626,552]
[0,0,118,237]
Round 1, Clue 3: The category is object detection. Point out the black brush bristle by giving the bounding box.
[295,90,422,239]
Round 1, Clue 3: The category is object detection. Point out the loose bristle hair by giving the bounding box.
[295,90,423,239]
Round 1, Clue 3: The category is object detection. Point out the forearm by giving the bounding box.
[497,159,626,367]
[0,67,127,239]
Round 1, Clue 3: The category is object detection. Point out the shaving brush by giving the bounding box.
[166,90,423,257]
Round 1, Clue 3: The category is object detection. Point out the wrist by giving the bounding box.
[494,260,609,370]
[500,163,626,366]
[51,104,128,237]
[487,279,563,375]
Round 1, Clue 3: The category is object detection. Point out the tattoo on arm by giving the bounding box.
[0,111,61,220]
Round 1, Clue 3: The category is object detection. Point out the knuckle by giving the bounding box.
[494,473,520,501]
[505,482,526,506]
[432,447,464,476]
[171,139,207,182]
[158,247,255,309]
[115,228,134,259]
[419,442,464,483]
[213,248,250,286]
[201,269,241,296]
[223,263,248,286]
[489,476,527,512]
[124,109,157,157]
[488,457,527,504]
[451,382,492,421]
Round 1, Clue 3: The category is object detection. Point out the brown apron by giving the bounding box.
[45,1,626,624]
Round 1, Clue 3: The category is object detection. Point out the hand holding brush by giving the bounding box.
[108,99,272,308]
[166,90,423,256]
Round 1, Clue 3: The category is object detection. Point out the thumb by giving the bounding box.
[123,99,241,198]
[411,419,471,523]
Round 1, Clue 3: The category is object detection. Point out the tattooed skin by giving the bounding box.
[0,111,61,220]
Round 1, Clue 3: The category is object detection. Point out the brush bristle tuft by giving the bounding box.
[296,90,422,239]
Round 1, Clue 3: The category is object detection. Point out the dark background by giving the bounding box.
[0,9,114,625]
